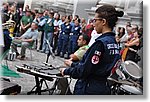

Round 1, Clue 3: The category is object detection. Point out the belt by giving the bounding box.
[62,32,69,35]
[70,33,73,35]
[70,33,79,36]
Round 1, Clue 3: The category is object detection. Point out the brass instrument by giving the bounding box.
[2,19,16,37]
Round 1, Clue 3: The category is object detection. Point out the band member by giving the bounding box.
[60,5,124,95]
[68,19,81,58]
[56,16,72,58]
[57,34,90,94]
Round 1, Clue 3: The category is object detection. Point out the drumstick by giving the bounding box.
[128,79,143,89]
[107,77,134,86]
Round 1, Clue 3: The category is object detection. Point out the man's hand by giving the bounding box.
[59,68,66,76]
[21,26,26,30]
[69,54,74,59]
[64,59,73,67]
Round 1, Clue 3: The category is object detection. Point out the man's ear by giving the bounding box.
[83,40,87,45]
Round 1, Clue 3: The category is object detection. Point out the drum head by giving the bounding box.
[120,85,142,95]
[124,60,142,79]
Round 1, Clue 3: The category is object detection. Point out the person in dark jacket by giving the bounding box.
[68,19,81,58]
[60,4,124,95]
[57,16,72,57]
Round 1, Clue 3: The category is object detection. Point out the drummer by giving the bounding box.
[60,5,124,95]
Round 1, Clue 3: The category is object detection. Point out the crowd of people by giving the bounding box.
[1,2,143,95]
[1,2,143,62]
[2,2,95,60]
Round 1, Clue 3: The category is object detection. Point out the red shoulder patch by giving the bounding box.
[91,55,99,64]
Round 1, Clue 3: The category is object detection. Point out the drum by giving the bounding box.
[121,60,142,81]
[108,68,126,87]
[118,85,142,95]
[109,68,126,81]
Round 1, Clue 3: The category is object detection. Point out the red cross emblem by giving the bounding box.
[91,55,99,64]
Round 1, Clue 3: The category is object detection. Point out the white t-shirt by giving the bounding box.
[88,30,101,47]
[54,19,62,27]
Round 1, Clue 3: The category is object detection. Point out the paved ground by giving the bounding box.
[1,47,143,95]
[2,48,75,95]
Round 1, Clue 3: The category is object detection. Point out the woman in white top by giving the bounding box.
[88,28,101,47]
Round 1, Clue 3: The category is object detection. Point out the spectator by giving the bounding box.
[126,21,132,29]
[81,18,87,34]
[40,10,54,54]
[36,9,45,51]
[85,19,94,38]
[116,27,121,37]
[20,9,33,36]
[2,2,9,14]
[70,15,79,32]
[53,13,61,53]
[25,5,30,11]
[115,27,125,49]
[124,25,140,63]
[11,22,38,60]
[1,3,10,23]
[88,28,101,47]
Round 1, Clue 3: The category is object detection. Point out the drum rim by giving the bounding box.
[116,68,126,79]
[123,60,142,79]
[120,84,142,95]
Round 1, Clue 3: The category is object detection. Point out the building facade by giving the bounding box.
[85,0,143,28]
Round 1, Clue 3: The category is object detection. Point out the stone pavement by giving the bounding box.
[1,47,143,95]
[2,48,75,95]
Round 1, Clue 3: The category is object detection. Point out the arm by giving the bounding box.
[21,30,38,43]
[20,21,25,29]
[24,17,33,29]
[24,23,31,29]
[125,38,140,47]
[21,38,33,42]
[60,41,104,79]
[70,54,79,61]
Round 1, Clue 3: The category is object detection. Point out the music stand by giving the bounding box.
[45,39,55,63]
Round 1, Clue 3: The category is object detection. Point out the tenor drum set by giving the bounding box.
[108,60,143,95]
